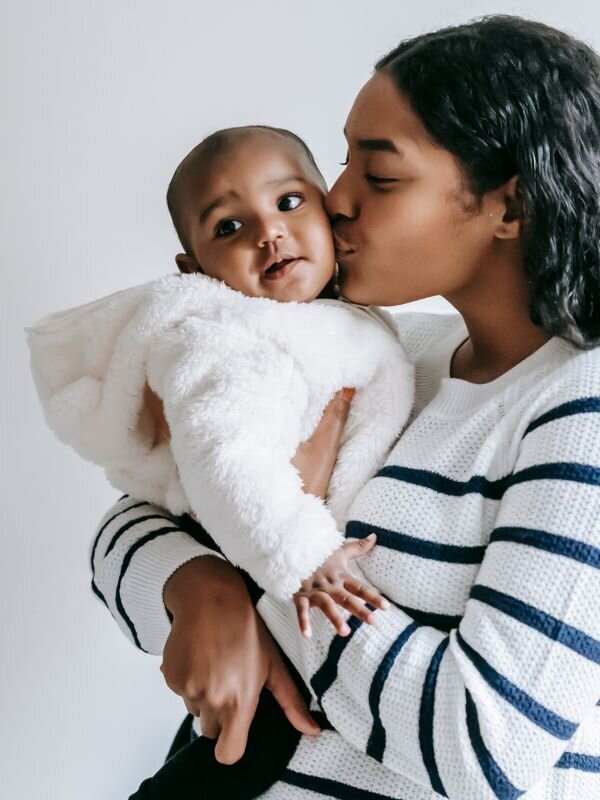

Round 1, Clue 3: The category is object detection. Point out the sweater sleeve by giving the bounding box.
[90,495,224,655]
[259,380,600,798]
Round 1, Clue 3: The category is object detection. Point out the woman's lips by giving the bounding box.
[262,257,301,281]
[334,247,356,265]
[334,237,356,260]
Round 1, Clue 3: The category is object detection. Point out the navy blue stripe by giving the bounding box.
[490,526,600,569]
[556,752,600,772]
[375,462,600,499]
[471,585,600,665]
[397,604,462,632]
[419,638,449,797]
[346,520,486,564]
[525,397,600,436]
[309,710,335,731]
[115,526,181,651]
[90,500,150,604]
[465,689,524,798]
[282,769,395,799]
[104,514,174,557]
[456,632,577,739]
[310,615,364,700]
[367,621,419,761]
[91,578,108,607]
[376,465,509,499]
[507,462,600,490]
[90,499,149,570]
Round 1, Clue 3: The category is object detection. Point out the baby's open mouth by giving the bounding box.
[263,258,301,280]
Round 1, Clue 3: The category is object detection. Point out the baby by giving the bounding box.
[28,126,414,636]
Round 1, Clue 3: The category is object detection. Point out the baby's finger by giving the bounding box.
[344,533,377,561]
[311,593,351,636]
[343,576,390,611]
[331,591,377,625]
[294,594,312,638]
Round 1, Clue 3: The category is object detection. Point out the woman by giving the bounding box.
[93,15,600,799]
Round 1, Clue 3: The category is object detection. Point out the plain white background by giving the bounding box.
[3,1,600,797]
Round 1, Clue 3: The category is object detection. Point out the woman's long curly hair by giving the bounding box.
[377,15,600,349]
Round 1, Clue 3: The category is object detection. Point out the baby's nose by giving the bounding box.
[257,215,287,247]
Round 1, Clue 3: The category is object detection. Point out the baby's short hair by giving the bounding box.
[166,125,326,256]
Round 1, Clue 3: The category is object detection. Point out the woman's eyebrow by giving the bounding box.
[358,139,405,156]
[343,128,405,156]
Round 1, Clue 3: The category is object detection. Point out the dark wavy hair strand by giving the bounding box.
[377,15,600,349]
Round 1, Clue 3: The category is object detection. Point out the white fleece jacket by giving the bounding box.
[27,272,414,599]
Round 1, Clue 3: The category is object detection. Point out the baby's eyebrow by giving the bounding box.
[263,175,309,187]
[199,191,239,224]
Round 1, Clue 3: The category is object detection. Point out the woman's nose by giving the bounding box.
[325,170,357,220]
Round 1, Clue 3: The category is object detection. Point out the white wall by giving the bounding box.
[2,1,599,797]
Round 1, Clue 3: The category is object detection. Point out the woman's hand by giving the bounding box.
[161,555,320,764]
[293,534,390,638]
[291,387,355,499]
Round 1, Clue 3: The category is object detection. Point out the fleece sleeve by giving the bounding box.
[147,316,344,601]
[259,384,600,798]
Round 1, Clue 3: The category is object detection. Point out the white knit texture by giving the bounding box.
[93,311,600,799]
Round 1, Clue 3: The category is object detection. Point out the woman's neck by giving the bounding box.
[445,256,552,384]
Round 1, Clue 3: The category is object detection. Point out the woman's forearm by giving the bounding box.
[163,553,251,618]
[91,495,225,654]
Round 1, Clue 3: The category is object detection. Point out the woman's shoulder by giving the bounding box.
[534,340,600,405]
[388,309,464,359]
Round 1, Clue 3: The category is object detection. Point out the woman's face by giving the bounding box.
[327,72,500,307]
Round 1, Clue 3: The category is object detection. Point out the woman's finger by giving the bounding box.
[266,650,321,737]
[343,576,390,610]
[311,593,351,636]
[214,702,257,765]
[182,699,221,739]
[294,594,312,638]
[197,709,220,740]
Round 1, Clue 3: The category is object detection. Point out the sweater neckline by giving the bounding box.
[425,316,574,414]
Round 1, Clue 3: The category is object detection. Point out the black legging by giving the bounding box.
[129,686,304,799]
[128,514,309,799]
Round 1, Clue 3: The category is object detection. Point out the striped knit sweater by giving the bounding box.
[92,311,600,799]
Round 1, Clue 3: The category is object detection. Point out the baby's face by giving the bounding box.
[177,136,336,302]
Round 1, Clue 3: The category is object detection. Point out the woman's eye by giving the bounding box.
[215,219,242,237]
[366,174,399,185]
[278,193,302,212]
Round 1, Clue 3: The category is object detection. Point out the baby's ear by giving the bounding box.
[175,253,204,275]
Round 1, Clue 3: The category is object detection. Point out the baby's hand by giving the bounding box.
[293,534,390,638]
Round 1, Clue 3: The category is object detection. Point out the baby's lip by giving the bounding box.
[262,254,302,274]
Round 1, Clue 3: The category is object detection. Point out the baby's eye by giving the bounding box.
[215,219,242,238]
[278,193,302,212]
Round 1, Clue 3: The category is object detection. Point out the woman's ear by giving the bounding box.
[175,253,204,274]
[494,175,526,240]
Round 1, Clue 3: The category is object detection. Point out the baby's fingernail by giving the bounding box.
[342,387,355,402]
[381,598,390,609]
[368,533,376,541]
[304,628,312,638]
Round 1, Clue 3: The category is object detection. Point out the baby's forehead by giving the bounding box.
[183,133,321,202]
